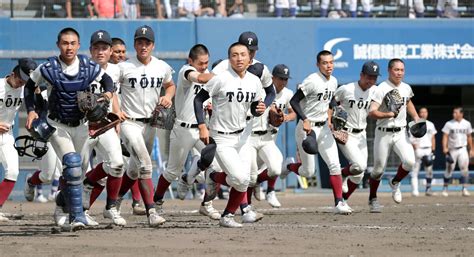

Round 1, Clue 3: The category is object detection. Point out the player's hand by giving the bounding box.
[443,148,449,155]
[470,149,474,158]
[116,111,129,122]
[25,111,39,130]
[159,96,172,108]
[303,119,312,135]
[255,101,266,115]
[198,124,210,145]
[115,122,121,134]
[0,122,10,134]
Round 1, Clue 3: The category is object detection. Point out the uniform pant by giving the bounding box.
[247,132,283,187]
[38,143,62,183]
[408,0,425,13]
[411,147,433,192]
[349,0,371,12]
[295,120,341,177]
[0,131,19,181]
[47,118,89,167]
[120,120,157,180]
[156,128,170,164]
[321,0,342,10]
[445,146,469,179]
[437,0,457,11]
[338,131,368,184]
[372,128,415,180]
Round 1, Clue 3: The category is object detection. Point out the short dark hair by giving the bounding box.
[112,37,125,46]
[418,107,428,112]
[57,27,80,44]
[189,44,209,61]
[12,65,21,77]
[388,58,404,69]
[454,106,464,113]
[317,50,332,63]
[228,42,249,58]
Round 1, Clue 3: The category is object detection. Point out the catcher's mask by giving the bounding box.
[28,116,56,141]
[14,135,48,160]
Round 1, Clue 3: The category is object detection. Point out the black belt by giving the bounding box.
[271,129,278,134]
[342,127,364,133]
[217,129,244,135]
[246,116,252,121]
[310,121,326,127]
[129,117,150,123]
[452,146,465,150]
[420,146,431,149]
[48,115,83,127]
[252,130,268,135]
[378,127,403,132]
[180,122,198,128]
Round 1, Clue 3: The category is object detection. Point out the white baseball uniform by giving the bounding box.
[371,80,416,180]
[0,78,23,181]
[321,0,342,10]
[212,59,273,89]
[442,118,472,179]
[409,120,436,192]
[118,56,173,180]
[205,68,263,192]
[81,63,124,178]
[408,0,425,13]
[334,81,376,184]
[38,143,62,183]
[296,72,340,177]
[349,0,371,13]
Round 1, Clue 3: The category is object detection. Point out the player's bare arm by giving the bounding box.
[284,107,296,122]
[431,133,436,152]
[290,89,311,134]
[368,100,396,120]
[159,81,176,108]
[442,132,449,154]
[186,71,214,84]
[467,133,473,157]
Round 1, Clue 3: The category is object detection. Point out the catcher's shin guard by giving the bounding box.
[62,152,87,224]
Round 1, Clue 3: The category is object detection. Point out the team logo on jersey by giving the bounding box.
[348,98,369,109]
[317,89,334,101]
[0,96,23,108]
[450,129,469,134]
[193,84,203,95]
[226,88,256,103]
[129,74,163,89]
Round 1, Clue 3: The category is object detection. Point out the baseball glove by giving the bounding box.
[409,119,427,138]
[383,89,404,118]
[88,113,121,138]
[150,104,176,130]
[331,106,348,144]
[77,91,109,122]
[268,107,284,127]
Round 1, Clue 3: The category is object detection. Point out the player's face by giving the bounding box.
[134,39,154,62]
[272,76,288,93]
[8,72,26,89]
[90,42,112,65]
[317,54,334,78]
[57,33,80,64]
[418,108,428,119]
[189,54,209,73]
[111,44,127,64]
[388,61,405,85]
[453,109,463,121]
[359,73,377,90]
[229,45,250,74]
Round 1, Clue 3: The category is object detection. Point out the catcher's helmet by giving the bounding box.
[14,135,49,160]
[28,116,56,141]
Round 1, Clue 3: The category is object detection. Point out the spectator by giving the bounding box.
[137,0,164,18]
[349,0,370,17]
[215,0,227,17]
[274,0,297,18]
[92,0,123,18]
[320,0,345,17]
[177,0,214,17]
[436,0,458,18]
[66,0,95,18]
[228,0,244,18]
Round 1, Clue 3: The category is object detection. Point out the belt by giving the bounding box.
[378,127,403,132]
[271,129,278,134]
[452,146,465,150]
[48,115,83,127]
[252,130,268,135]
[342,127,364,133]
[129,117,150,123]
[180,122,198,128]
[246,116,252,121]
[310,121,326,127]
[217,129,244,135]
[420,146,431,149]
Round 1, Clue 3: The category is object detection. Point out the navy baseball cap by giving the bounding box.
[361,61,380,76]
[272,64,291,79]
[90,30,112,46]
[134,25,155,42]
[238,31,258,51]
[17,58,38,81]
[302,130,318,155]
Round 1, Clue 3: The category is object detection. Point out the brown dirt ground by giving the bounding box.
[0,191,473,257]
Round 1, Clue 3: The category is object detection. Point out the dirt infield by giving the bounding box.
[0,191,472,257]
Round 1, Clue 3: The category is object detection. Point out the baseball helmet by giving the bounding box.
[14,135,49,160]
[421,154,435,167]
[409,119,427,138]
[302,130,318,155]
[28,116,56,141]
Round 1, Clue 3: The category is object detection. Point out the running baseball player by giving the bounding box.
[409,107,437,196]
[282,50,352,214]
[25,27,115,230]
[441,107,473,197]
[333,61,379,204]
[79,30,126,226]
[110,37,127,64]
[367,58,419,212]
[114,25,176,227]
[152,44,222,221]
[194,42,266,228]
[253,64,295,208]
[0,58,38,222]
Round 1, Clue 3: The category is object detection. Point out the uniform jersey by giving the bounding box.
[175,64,207,124]
[372,79,414,128]
[252,86,293,131]
[118,56,173,118]
[298,72,337,122]
[334,82,376,129]
[90,63,121,112]
[0,78,23,126]
[212,59,272,88]
[204,69,263,133]
[410,120,437,148]
[442,118,472,149]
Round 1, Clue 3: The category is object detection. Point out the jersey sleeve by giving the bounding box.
[299,77,314,97]
[203,75,220,97]
[285,88,294,109]
[255,80,265,101]
[334,85,344,103]
[211,61,227,75]
[260,65,273,88]
[467,121,473,134]
[371,86,384,105]
[441,122,450,134]
[163,62,174,84]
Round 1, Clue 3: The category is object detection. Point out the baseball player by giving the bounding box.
[110,37,127,64]
[320,0,344,17]
[407,0,425,18]
[333,61,379,203]
[436,0,458,17]
[0,58,38,222]
[194,42,266,228]
[349,0,371,17]
[24,27,115,229]
[114,25,176,227]
[253,64,295,208]
[367,58,419,212]
[282,50,352,214]
[441,107,473,197]
[79,30,126,226]
[409,107,437,196]
[152,44,222,221]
